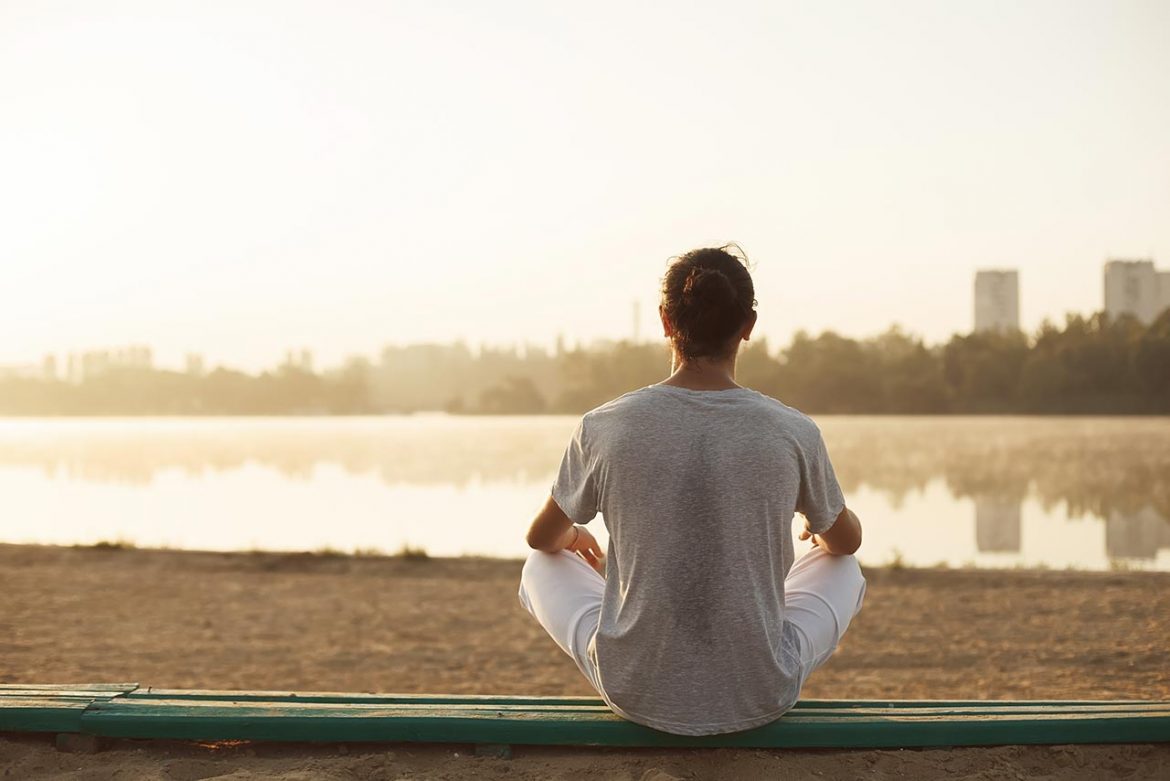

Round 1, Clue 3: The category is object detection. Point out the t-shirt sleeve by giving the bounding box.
[795,425,846,534]
[550,415,600,524]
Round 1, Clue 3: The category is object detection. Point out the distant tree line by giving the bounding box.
[2,310,1168,415]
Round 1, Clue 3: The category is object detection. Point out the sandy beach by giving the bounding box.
[2,544,1168,779]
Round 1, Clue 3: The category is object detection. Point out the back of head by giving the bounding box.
[660,245,757,361]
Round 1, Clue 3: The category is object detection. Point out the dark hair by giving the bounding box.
[660,244,757,362]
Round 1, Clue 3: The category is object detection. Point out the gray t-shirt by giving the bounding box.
[550,383,845,736]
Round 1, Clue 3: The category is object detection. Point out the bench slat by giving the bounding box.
[0,684,138,694]
[124,690,1157,709]
[0,697,95,734]
[0,688,138,700]
[89,697,1170,717]
[77,699,1170,748]
[2,684,1167,748]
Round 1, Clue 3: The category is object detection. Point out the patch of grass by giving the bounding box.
[87,538,137,550]
[397,543,430,561]
[252,543,427,560]
[886,548,905,570]
[1109,558,1134,572]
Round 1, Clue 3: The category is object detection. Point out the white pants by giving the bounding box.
[517,545,866,696]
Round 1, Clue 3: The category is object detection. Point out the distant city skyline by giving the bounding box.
[3,254,1169,377]
[2,1,1167,372]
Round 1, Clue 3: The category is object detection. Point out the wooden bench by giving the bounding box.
[2,684,1168,752]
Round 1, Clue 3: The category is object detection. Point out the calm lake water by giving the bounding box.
[1,415,1168,571]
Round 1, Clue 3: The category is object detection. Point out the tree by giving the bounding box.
[478,375,547,414]
[1136,309,1170,404]
[942,329,1029,412]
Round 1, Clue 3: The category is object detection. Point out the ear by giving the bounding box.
[741,310,758,341]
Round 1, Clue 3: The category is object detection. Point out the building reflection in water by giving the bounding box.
[975,496,1022,553]
[1106,506,1170,560]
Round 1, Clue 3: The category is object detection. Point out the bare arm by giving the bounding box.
[799,505,862,556]
[525,494,606,573]
[525,494,576,551]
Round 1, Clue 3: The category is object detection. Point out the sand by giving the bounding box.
[1,544,1168,779]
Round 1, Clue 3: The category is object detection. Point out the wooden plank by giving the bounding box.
[0,697,94,734]
[0,688,136,701]
[800,698,1156,709]
[0,683,138,694]
[123,690,1157,709]
[78,699,1170,748]
[99,697,1170,718]
[2,685,1167,748]
[128,689,606,706]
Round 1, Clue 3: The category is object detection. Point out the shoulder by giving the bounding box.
[580,385,655,420]
[578,386,656,433]
[743,390,825,444]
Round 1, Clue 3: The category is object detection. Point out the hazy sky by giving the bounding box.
[2,0,1168,371]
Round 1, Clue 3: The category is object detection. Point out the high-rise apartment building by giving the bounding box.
[1104,259,1170,325]
[974,270,1020,333]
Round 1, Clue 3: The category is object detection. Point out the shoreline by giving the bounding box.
[7,541,1166,576]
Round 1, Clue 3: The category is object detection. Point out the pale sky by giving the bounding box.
[2,0,1168,372]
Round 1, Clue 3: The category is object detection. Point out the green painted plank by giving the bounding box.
[11,693,1168,737]
[128,689,607,706]
[97,698,1170,718]
[2,685,1165,748]
[799,699,1155,709]
[0,688,136,700]
[123,690,1157,709]
[79,700,1170,748]
[0,683,138,694]
[0,697,93,734]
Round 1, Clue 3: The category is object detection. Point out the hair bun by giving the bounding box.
[683,267,736,307]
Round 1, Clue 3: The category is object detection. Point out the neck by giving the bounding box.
[663,352,740,390]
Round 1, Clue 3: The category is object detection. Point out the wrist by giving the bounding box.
[564,525,580,550]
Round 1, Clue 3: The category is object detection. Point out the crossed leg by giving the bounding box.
[784,545,867,686]
[517,548,606,692]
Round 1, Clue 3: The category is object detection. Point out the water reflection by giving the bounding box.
[0,417,566,487]
[1106,506,1170,560]
[975,496,1021,553]
[817,417,1170,522]
[1,416,1167,568]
